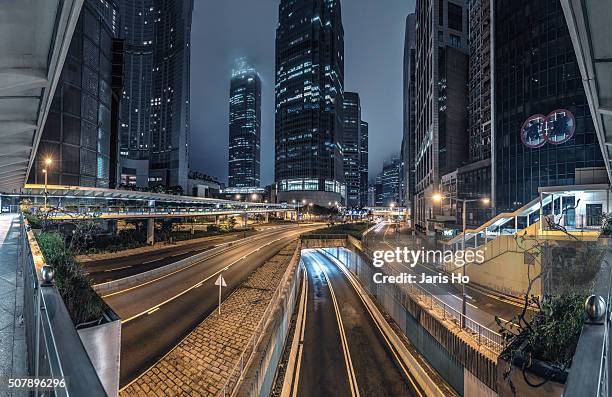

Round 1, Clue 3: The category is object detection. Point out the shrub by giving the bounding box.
[24,212,42,229]
[36,232,106,325]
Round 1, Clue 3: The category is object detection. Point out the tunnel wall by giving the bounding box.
[313,237,498,397]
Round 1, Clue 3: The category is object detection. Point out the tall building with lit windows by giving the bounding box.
[228,58,261,188]
[493,0,604,213]
[359,120,369,207]
[414,0,469,234]
[274,0,345,206]
[118,0,193,190]
[342,92,361,207]
[401,13,416,216]
[118,0,155,187]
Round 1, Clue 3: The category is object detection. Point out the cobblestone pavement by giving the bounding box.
[120,242,297,397]
[0,214,27,397]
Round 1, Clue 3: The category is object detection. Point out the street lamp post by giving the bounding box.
[432,193,489,329]
[43,157,52,211]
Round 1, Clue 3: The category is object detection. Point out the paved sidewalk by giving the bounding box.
[0,214,27,397]
[121,242,297,397]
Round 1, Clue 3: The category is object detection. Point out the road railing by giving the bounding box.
[218,241,302,397]
[360,245,504,353]
[21,215,107,396]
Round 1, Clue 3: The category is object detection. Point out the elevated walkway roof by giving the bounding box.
[0,0,83,192]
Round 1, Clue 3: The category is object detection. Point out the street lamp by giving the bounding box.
[42,158,52,211]
[431,193,490,328]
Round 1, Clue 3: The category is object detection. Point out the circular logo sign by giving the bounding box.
[544,109,576,145]
[520,114,547,148]
[521,109,576,148]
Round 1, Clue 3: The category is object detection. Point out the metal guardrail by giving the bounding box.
[359,245,504,353]
[218,242,302,397]
[300,233,350,239]
[40,206,292,220]
[563,248,612,397]
[20,215,106,396]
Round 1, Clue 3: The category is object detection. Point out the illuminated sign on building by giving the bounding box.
[520,109,576,148]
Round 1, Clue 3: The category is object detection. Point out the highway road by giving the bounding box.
[291,250,422,397]
[364,223,523,329]
[82,225,294,283]
[111,224,321,388]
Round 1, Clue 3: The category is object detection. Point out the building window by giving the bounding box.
[448,3,463,32]
[449,34,461,47]
[586,204,602,227]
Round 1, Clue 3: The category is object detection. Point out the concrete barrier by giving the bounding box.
[93,240,240,295]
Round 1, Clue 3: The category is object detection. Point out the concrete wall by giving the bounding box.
[449,235,542,297]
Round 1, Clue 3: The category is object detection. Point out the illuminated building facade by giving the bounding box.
[274,0,345,206]
[414,0,469,234]
[228,58,261,188]
[493,0,605,212]
[342,92,361,207]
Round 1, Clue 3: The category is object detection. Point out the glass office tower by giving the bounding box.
[493,0,605,212]
[274,0,345,206]
[342,92,361,207]
[228,58,261,188]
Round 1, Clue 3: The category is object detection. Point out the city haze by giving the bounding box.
[190,0,415,185]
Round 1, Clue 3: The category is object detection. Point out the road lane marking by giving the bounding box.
[147,308,159,315]
[285,263,308,397]
[318,250,425,397]
[118,227,321,392]
[102,227,303,298]
[104,265,132,272]
[119,229,311,324]
[315,256,360,397]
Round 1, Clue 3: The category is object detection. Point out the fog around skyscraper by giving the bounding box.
[190,0,414,186]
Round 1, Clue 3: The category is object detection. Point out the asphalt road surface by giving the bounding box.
[82,226,293,283]
[112,224,321,387]
[295,250,421,397]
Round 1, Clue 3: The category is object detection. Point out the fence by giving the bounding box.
[218,242,302,397]
[322,246,500,392]
[21,215,106,396]
[329,234,503,353]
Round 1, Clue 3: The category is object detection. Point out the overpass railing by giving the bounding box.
[21,215,106,396]
[37,205,292,219]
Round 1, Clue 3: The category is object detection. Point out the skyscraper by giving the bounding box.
[228,58,261,188]
[118,0,193,190]
[29,0,123,188]
[493,0,604,212]
[359,120,369,207]
[274,0,345,206]
[118,0,155,187]
[342,92,361,207]
[401,13,416,218]
[414,0,469,234]
[381,156,401,206]
[148,0,192,190]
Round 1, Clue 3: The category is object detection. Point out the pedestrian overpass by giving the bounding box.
[12,184,297,220]
[442,184,608,252]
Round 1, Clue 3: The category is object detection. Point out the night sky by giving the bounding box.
[190,0,415,186]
